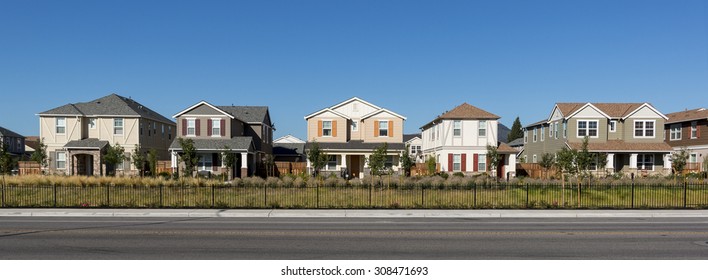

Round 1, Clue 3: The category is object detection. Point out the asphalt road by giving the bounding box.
[1,217,707,260]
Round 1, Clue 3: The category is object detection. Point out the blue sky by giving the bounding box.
[1,0,706,140]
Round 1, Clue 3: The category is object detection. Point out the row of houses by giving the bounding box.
[1,93,705,178]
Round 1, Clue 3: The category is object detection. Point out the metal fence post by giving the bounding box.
[212,184,215,208]
[631,174,635,209]
[1,179,5,208]
[526,183,529,208]
[421,186,425,208]
[159,184,163,207]
[369,185,372,208]
[473,183,477,208]
[53,183,57,208]
[684,181,688,209]
[106,184,110,207]
[264,185,267,208]
[316,183,320,209]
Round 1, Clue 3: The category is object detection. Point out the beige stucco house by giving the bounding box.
[38,94,176,176]
[304,97,406,178]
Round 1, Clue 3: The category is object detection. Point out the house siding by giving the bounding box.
[307,117,348,143]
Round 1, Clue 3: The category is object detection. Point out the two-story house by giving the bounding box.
[304,97,406,178]
[0,126,25,160]
[420,103,517,178]
[521,103,673,176]
[665,108,708,172]
[38,94,176,176]
[169,101,274,178]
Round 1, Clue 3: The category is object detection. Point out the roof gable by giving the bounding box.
[40,93,174,124]
[361,108,407,120]
[622,103,668,120]
[666,108,708,124]
[565,103,612,119]
[0,126,23,138]
[422,103,499,129]
[173,101,234,119]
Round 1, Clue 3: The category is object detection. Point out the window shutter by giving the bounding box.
[195,119,201,136]
[207,120,212,136]
[374,121,380,137]
[221,119,226,136]
[182,119,187,136]
[317,120,323,137]
[332,120,338,137]
[448,154,453,172]
[461,154,467,172]
[473,154,479,172]
[388,120,394,138]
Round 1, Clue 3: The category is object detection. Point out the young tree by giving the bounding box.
[426,155,437,176]
[486,144,500,179]
[539,153,556,180]
[178,138,199,178]
[131,144,146,176]
[400,145,415,177]
[555,147,578,206]
[576,137,595,182]
[306,141,327,177]
[30,138,49,173]
[596,153,608,176]
[264,154,275,177]
[507,117,524,143]
[670,148,690,176]
[0,143,13,175]
[368,143,389,176]
[222,146,237,180]
[147,149,158,177]
[104,143,126,176]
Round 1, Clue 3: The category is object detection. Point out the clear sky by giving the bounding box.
[1,0,706,140]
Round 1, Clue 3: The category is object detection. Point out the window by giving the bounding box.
[385,155,395,169]
[532,154,537,163]
[148,122,151,136]
[691,121,698,139]
[478,121,487,137]
[524,130,528,143]
[563,121,567,138]
[379,121,389,137]
[168,126,172,140]
[198,154,213,171]
[322,121,332,137]
[634,120,655,138]
[56,152,66,169]
[453,121,461,136]
[478,154,487,172]
[187,119,196,136]
[140,122,144,135]
[56,118,66,134]
[577,120,598,138]
[637,154,654,171]
[212,119,221,136]
[161,124,165,138]
[351,120,358,132]
[89,118,96,129]
[541,126,545,141]
[690,154,698,163]
[453,154,461,172]
[410,145,421,155]
[432,126,436,141]
[609,120,617,133]
[549,123,553,137]
[533,128,537,142]
[554,122,559,139]
[325,155,337,171]
[114,118,124,135]
[670,124,682,141]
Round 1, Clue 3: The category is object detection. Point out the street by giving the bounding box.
[1,216,708,259]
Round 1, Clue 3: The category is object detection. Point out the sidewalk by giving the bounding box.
[2,209,708,218]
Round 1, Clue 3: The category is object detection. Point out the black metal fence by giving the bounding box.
[1,182,707,209]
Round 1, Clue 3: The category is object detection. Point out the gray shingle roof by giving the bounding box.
[64,139,109,150]
[507,138,524,147]
[169,137,254,152]
[305,141,406,151]
[273,143,306,156]
[217,106,270,124]
[403,134,421,143]
[0,126,23,138]
[39,94,174,124]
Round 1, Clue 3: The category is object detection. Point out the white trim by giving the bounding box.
[622,103,669,120]
[669,123,682,141]
[304,108,351,120]
[321,119,334,137]
[55,117,66,135]
[172,101,235,119]
[329,97,381,112]
[565,103,612,120]
[113,118,124,136]
[361,108,407,120]
[210,118,222,138]
[609,120,617,133]
[377,120,390,137]
[186,118,197,137]
[576,119,599,138]
[691,121,698,139]
[546,104,564,122]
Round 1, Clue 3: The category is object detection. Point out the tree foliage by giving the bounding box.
[540,153,555,179]
[426,155,437,175]
[147,149,158,176]
[507,117,524,142]
[486,144,500,175]
[307,141,328,176]
[131,144,146,176]
[104,143,126,176]
[0,143,13,175]
[178,138,199,177]
[30,138,49,169]
[368,143,392,176]
[222,146,237,180]
[400,145,415,177]
[670,148,689,175]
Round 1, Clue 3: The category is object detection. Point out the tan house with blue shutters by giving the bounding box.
[420,103,517,179]
[169,101,273,178]
[38,94,176,176]
[304,97,406,178]
[521,102,673,176]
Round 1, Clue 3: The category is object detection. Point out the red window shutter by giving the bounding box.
[181,119,187,136]
[195,119,201,136]
[473,154,479,172]
[448,154,453,172]
[389,120,394,138]
[461,154,467,172]
[207,120,212,136]
[221,119,226,136]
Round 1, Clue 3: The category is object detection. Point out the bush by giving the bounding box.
[453,172,465,177]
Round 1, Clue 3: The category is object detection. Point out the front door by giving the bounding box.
[350,156,361,179]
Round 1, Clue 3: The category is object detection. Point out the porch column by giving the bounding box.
[629,153,638,169]
[171,151,178,168]
[241,152,248,178]
[606,153,615,172]
[340,154,347,170]
[508,154,517,178]
[663,154,672,170]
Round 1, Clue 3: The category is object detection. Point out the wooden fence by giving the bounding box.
[18,161,41,176]
[516,163,559,179]
[411,163,440,176]
[156,161,173,175]
[273,162,307,176]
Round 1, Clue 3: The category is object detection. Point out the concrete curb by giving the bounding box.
[2,209,708,218]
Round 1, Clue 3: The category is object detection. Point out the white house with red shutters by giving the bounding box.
[420,103,516,179]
